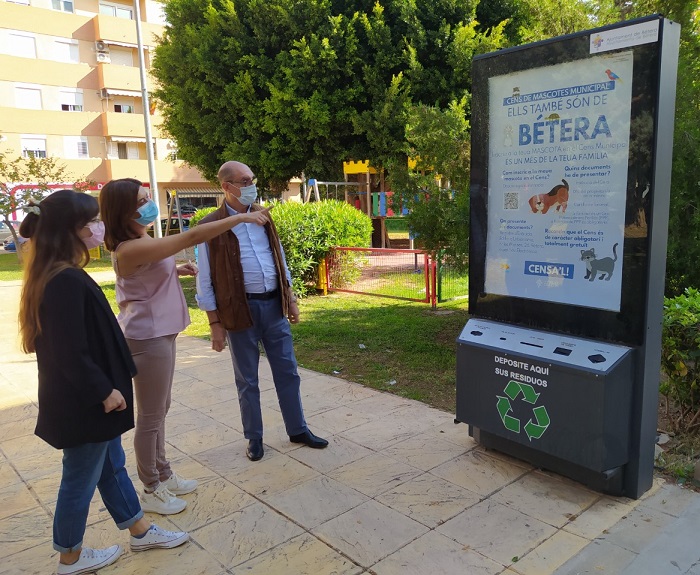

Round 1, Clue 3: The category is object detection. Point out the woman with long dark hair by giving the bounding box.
[19,190,188,575]
[99,178,269,514]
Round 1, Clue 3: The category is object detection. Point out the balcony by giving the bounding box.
[92,14,163,47]
[0,2,92,38]
[0,108,101,136]
[101,111,155,138]
[98,63,144,92]
[105,160,209,183]
[0,54,95,87]
[60,159,110,184]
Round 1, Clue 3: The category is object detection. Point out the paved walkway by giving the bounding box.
[1,274,699,575]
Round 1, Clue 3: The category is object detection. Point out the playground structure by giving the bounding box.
[303,160,398,248]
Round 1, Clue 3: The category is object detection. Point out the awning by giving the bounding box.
[105,40,150,49]
[165,187,223,198]
[104,88,141,97]
[109,136,148,143]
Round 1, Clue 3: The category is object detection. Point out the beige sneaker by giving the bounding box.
[162,472,198,495]
[140,484,186,515]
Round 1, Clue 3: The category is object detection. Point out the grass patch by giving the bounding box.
[0,253,25,281]
[655,433,700,489]
[0,252,115,282]
[385,217,409,233]
[290,293,468,411]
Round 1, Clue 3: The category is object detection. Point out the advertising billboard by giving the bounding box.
[485,51,634,312]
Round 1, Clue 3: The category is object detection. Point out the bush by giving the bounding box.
[189,201,372,295]
[188,206,217,227]
[272,200,373,295]
[660,288,700,432]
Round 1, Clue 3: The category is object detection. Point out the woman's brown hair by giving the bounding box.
[99,178,142,252]
[18,190,99,353]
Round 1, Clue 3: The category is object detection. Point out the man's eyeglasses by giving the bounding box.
[227,177,257,188]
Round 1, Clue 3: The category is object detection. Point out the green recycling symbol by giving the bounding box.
[496,380,550,441]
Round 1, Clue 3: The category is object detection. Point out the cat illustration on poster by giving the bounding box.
[581,243,618,281]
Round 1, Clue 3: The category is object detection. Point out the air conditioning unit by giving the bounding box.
[98,88,110,99]
[96,52,111,64]
[95,40,109,53]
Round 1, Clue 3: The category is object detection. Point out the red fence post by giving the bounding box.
[431,256,437,309]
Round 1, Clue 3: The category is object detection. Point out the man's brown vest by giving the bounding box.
[200,203,291,332]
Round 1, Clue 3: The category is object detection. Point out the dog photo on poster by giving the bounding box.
[485,50,634,312]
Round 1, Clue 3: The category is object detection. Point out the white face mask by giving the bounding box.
[82,220,105,250]
[238,184,257,206]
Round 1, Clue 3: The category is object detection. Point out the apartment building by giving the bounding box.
[0,0,220,214]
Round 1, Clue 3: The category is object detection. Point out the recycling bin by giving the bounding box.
[456,318,634,493]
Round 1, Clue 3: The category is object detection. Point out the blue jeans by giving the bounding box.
[227,295,307,439]
[53,437,143,553]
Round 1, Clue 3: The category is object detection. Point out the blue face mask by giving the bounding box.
[134,199,158,226]
[238,184,257,206]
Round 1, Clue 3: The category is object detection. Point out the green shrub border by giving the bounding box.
[660,287,700,433]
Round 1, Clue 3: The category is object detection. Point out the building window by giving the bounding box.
[109,141,139,159]
[99,2,133,19]
[21,137,47,159]
[53,40,79,63]
[166,140,179,161]
[114,104,134,113]
[108,47,134,67]
[60,90,83,112]
[51,0,74,12]
[15,86,42,110]
[8,33,36,58]
[64,136,88,159]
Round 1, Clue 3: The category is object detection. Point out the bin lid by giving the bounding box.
[458,318,632,372]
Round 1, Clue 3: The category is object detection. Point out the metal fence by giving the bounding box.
[435,250,470,303]
[325,247,468,306]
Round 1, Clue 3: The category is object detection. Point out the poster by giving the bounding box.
[485,51,633,312]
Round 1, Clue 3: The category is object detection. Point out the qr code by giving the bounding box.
[503,192,519,210]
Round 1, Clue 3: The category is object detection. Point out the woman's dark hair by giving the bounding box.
[19,190,99,352]
[99,178,142,251]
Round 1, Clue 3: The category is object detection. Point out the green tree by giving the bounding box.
[514,0,618,43]
[0,149,87,263]
[151,0,495,186]
[622,2,700,293]
[386,98,473,267]
[476,0,618,45]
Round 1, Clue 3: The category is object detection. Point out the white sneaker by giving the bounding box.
[130,523,189,552]
[56,545,122,575]
[140,484,187,515]
[162,472,198,495]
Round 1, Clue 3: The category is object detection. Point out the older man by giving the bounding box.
[195,161,328,461]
